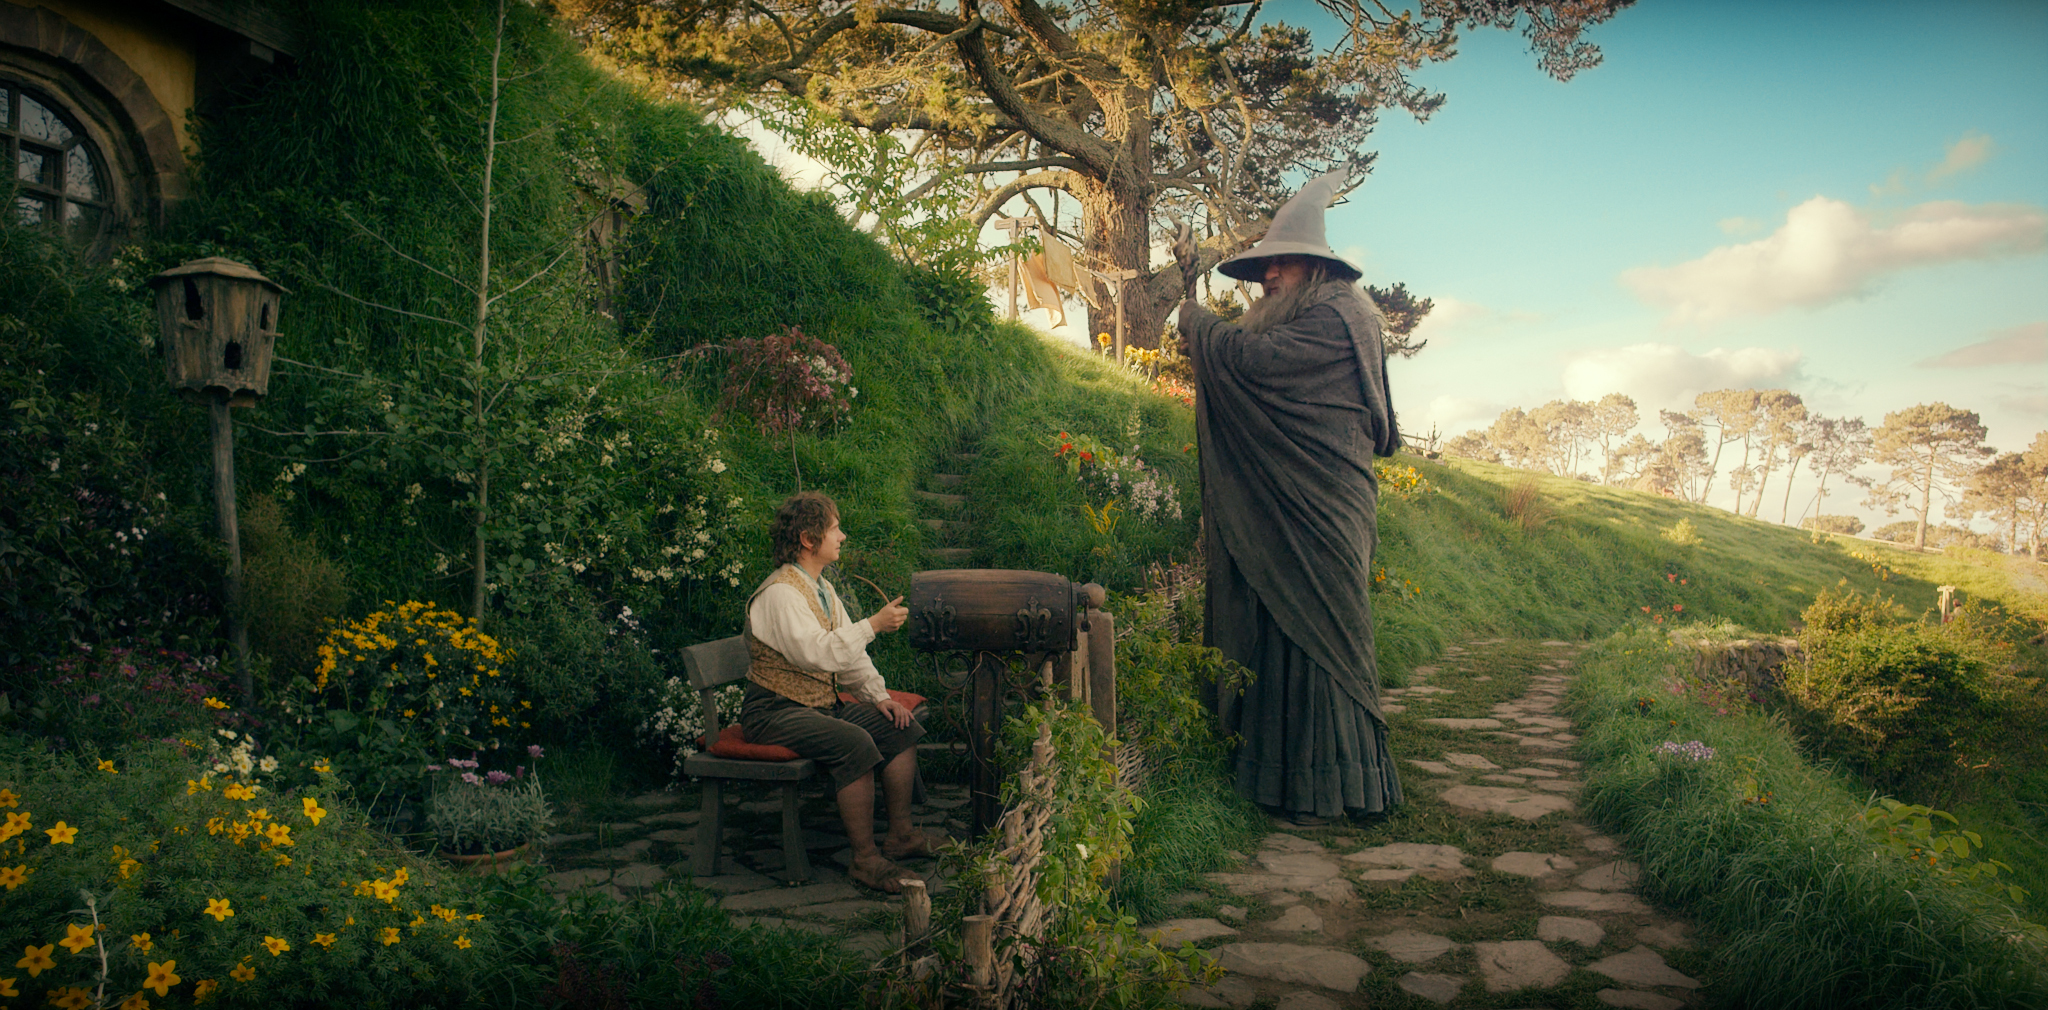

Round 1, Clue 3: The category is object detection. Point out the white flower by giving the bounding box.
[259,756,279,773]
[709,458,727,474]
[218,729,237,740]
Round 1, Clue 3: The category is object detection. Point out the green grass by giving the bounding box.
[1570,629,2046,1009]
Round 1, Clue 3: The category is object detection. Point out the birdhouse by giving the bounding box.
[150,257,286,406]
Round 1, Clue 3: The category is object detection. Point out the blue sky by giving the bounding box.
[739,0,2047,534]
[1317,0,2047,529]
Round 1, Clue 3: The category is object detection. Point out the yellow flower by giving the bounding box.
[370,879,398,902]
[273,853,292,868]
[302,797,327,826]
[262,936,289,957]
[0,864,28,890]
[222,782,255,801]
[312,759,333,775]
[465,913,484,921]
[203,898,234,921]
[49,986,91,1009]
[229,963,255,982]
[131,933,152,952]
[206,817,225,835]
[264,823,293,847]
[403,709,416,718]
[58,923,95,955]
[119,858,140,879]
[204,696,229,710]
[0,790,13,808]
[43,821,77,845]
[15,943,54,976]
[119,991,150,1010]
[193,978,219,1002]
[0,976,15,996]
[143,959,180,997]
[409,914,424,928]
[392,867,409,885]
[0,811,27,841]
[311,933,336,948]
[379,927,401,946]
[453,935,472,949]
[186,775,211,795]
[97,760,118,774]
[247,807,269,822]
[431,905,457,922]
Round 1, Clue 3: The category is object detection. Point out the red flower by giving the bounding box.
[1680,578,1688,585]
[1640,606,1653,613]
[1058,443,1071,455]
[1079,451,1093,462]
[1666,573,1676,582]
[1672,604,1684,612]
[1653,615,1665,623]
[1059,432,1069,439]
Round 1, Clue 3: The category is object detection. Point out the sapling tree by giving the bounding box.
[1797,414,1871,528]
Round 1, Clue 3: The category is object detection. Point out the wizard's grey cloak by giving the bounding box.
[1181,282,1402,818]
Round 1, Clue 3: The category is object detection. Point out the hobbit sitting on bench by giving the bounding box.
[740,490,933,893]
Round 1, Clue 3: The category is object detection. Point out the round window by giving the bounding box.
[4,79,112,245]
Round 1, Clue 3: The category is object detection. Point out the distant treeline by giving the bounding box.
[1440,391,2047,555]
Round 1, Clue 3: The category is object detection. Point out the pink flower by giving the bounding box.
[1672,604,1684,612]
[486,770,511,785]
[527,744,544,758]
[461,772,482,785]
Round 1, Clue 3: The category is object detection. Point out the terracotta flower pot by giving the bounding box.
[443,842,532,875]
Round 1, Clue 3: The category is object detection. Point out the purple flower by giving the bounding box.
[486,770,512,785]
[1654,740,1715,762]
[460,772,482,785]
[515,765,526,779]
[425,764,442,772]
[527,744,544,758]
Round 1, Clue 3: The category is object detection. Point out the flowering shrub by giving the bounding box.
[1372,461,1436,499]
[1046,430,1184,523]
[1654,739,1716,762]
[1151,376,1194,407]
[27,646,241,752]
[1856,799,2030,905]
[641,680,743,781]
[1371,563,1423,599]
[692,325,855,435]
[296,602,526,750]
[0,740,497,1007]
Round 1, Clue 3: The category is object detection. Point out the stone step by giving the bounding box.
[918,518,971,536]
[953,452,981,463]
[925,547,973,565]
[928,473,966,489]
[911,490,965,510]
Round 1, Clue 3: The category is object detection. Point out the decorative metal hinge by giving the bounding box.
[917,596,958,651]
[1014,597,1054,652]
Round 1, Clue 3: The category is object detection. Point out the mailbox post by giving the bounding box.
[149,258,285,706]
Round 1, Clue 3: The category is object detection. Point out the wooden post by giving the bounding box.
[902,878,930,947]
[994,217,1030,321]
[1082,585,1115,734]
[210,397,253,705]
[969,652,1004,838]
[963,914,994,988]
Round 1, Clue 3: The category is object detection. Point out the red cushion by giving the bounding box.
[699,691,929,763]
[704,725,801,762]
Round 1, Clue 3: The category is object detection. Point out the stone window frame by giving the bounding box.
[4,75,115,249]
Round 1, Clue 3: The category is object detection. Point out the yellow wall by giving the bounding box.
[3,0,198,156]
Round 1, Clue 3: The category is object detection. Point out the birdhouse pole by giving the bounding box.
[150,258,286,708]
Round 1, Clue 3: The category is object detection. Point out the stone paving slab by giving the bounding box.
[1540,890,1655,915]
[1472,939,1570,992]
[1145,918,1240,944]
[721,880,859,911]
[1399,972,1466,1004]
[1597,989,1688,1010]
[1366,929,1457,963]
[1440,785,1575,821]
[1587,945,1703,988]
[1213,943,1370,992]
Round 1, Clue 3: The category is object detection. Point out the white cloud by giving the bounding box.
[1927,131,1994,185]
[1717,216,1763,236]
[1419,394,1505,439]
[1919,322,2048,368]
[1561,343,1804,413]
[1622,197,2048,324]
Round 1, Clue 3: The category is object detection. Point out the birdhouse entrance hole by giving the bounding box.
[183,278,204,320]
[223,342,243,370]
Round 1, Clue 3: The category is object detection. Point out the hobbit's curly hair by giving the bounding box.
[770,491,839,567]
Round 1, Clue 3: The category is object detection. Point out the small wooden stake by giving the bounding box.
[902,878,930,946]
[963,914,994,988]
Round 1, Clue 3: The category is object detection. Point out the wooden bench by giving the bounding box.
[678,635,928,883]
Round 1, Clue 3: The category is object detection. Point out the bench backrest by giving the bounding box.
[681,635,749,739]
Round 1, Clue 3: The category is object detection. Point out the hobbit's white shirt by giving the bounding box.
[745,564,890,705]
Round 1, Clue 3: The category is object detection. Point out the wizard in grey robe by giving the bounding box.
[1174,168,1402,825]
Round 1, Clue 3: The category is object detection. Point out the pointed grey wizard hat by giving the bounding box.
[1217,165,1363,282]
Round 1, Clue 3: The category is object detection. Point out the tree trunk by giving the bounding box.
[1778,454,1802,523]
[1914,447,1936,550]
[1077,175,1167,352]
[1731,437,1753,515]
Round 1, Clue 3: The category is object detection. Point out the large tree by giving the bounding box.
[1867,402,1994,551]
[1742,390,1805,519]
[1798,414,1871,527]
[556,0,1630,345]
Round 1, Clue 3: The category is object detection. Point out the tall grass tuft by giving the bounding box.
[1572,629,2047,1009]
[1499,475,1553,534]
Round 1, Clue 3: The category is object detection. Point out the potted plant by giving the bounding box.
[425,752,553,872]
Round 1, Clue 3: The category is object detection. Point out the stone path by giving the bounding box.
[1156,640,1711,1009]
[535,780,968,962]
